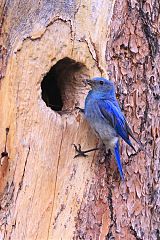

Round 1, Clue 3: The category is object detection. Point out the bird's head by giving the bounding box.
[85,77,115,94]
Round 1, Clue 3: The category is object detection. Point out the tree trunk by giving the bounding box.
[0,0,159,239]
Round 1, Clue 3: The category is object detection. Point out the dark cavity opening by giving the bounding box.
[41,57,89,113]
[41,63,63,111]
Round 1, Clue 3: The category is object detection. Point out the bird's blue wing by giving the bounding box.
[97,99,135,150]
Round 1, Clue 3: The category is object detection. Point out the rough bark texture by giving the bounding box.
[0,0,159,240]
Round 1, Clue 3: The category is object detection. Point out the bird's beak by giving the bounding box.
[83,79,92,86]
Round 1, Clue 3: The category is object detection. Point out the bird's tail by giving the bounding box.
[114,141,125,181]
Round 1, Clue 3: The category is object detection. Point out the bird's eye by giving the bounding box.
[100,80,104,85]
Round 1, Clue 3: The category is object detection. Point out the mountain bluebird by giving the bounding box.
[74,77,144,180]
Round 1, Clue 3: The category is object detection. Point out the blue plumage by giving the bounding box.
[114,141,124,180]
[83,77,139,180]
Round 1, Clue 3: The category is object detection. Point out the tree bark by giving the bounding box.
[0,0,159,239]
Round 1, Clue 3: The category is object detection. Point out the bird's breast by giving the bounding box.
[85,98,117,146]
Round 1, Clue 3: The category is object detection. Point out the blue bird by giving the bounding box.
[74,77,144,180]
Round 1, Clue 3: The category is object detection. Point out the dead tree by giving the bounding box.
[0,0,159,239]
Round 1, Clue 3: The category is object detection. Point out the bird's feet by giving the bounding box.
[98,148,112,164]
[73,144,88,158]
[73,144,99,158]
[106,149,112,158]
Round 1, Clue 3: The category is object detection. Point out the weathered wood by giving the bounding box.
[0,0,159,239]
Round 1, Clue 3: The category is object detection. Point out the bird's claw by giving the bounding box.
[105,149,112,157]
[73,144,88,158]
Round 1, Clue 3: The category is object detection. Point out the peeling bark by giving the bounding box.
[105,0,160,239]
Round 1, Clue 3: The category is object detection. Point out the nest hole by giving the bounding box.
[41,57,89,113]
